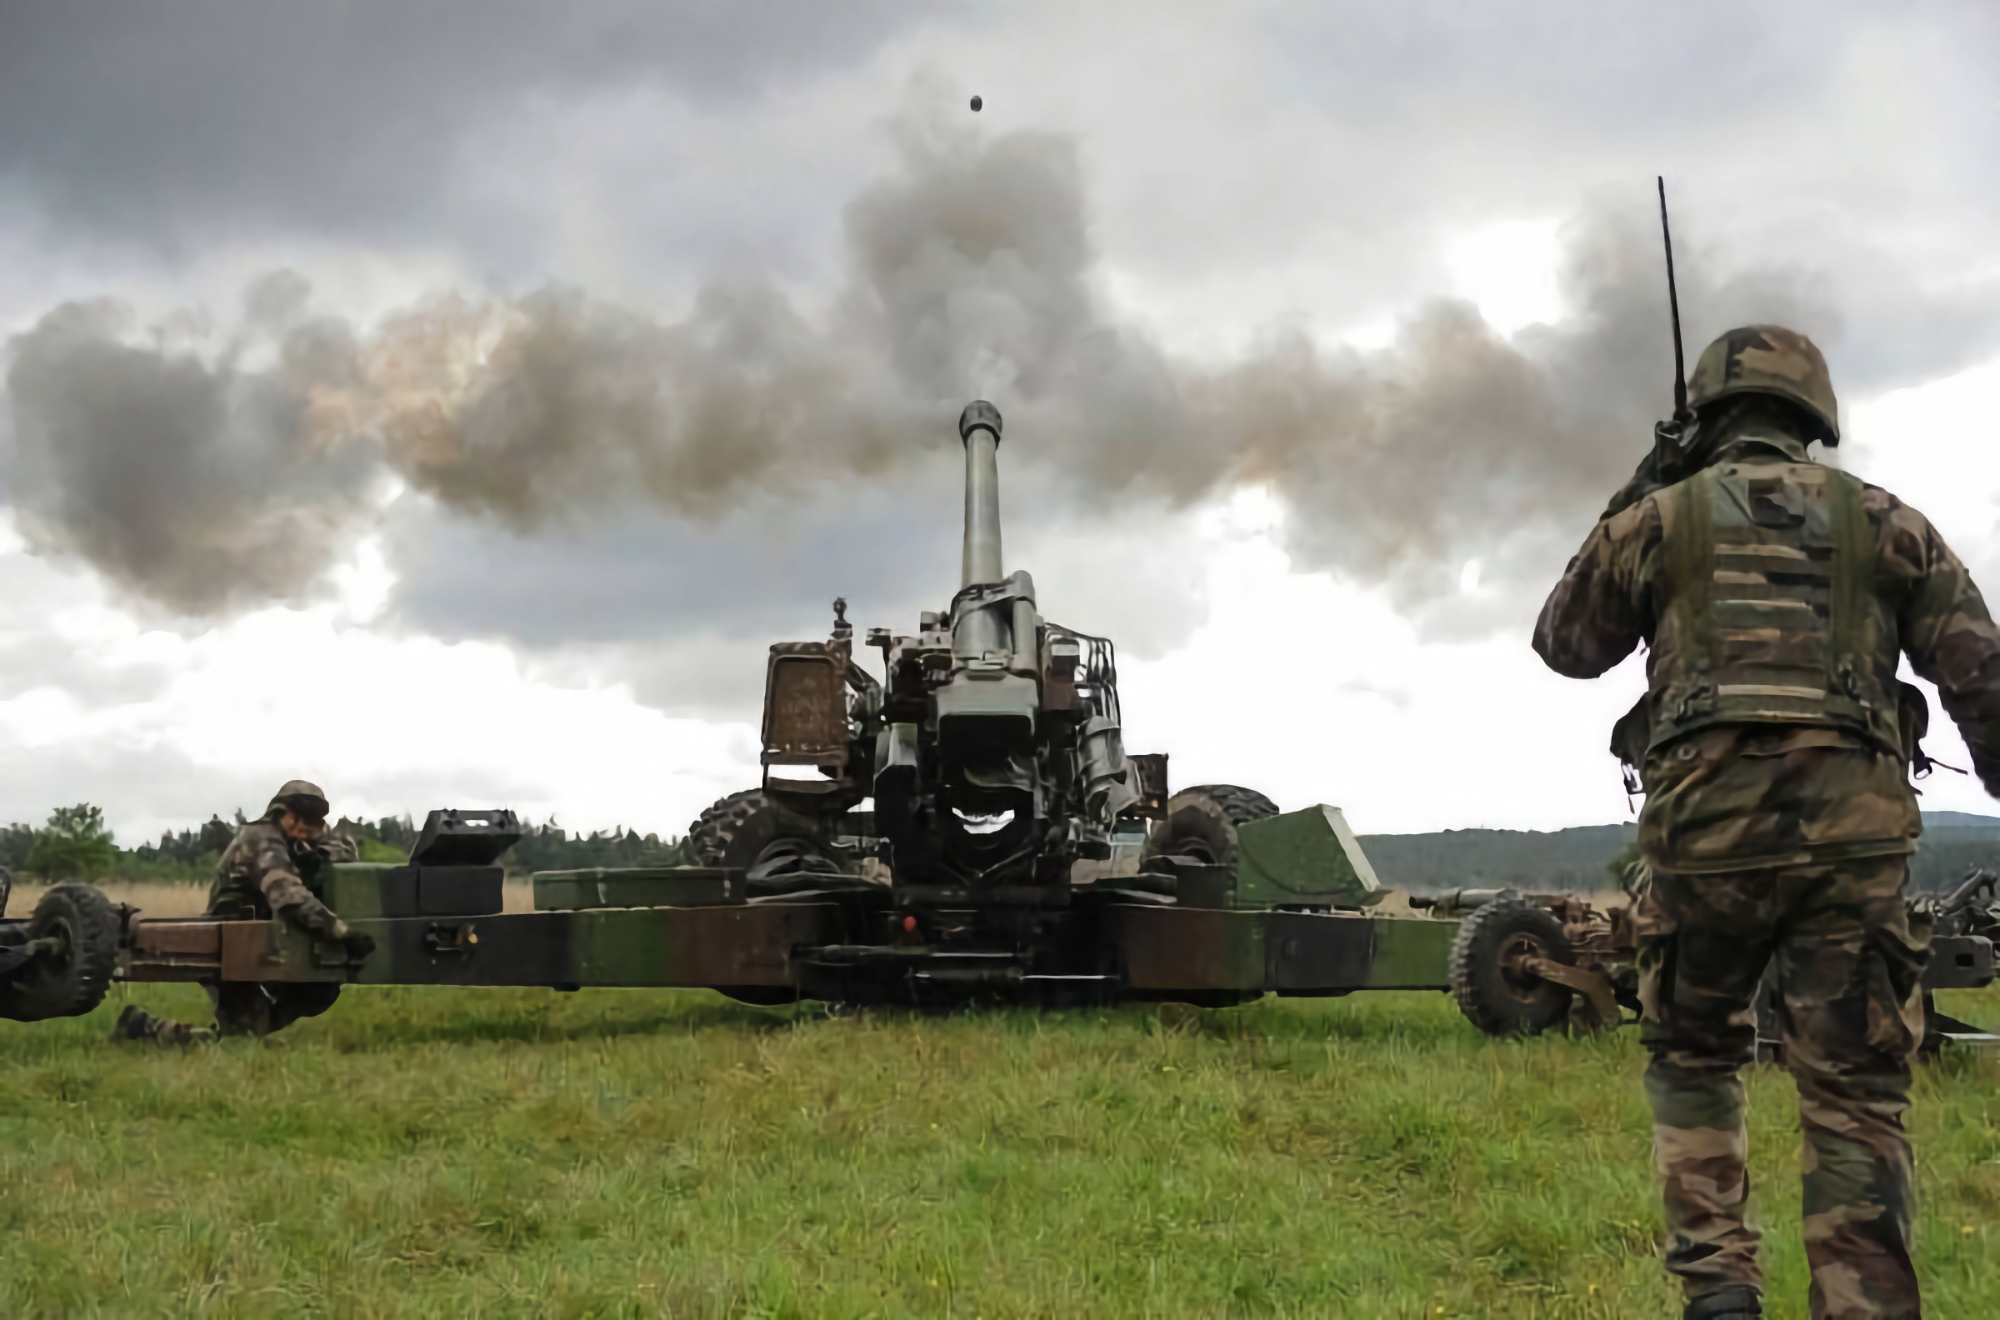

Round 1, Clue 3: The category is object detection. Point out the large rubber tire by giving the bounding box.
[1142,784,1280,873]
[1449,895,1576,1037]
[0,883,121,1022]
[685,789,841,880]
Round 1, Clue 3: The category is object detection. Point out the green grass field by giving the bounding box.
[1,981,1995,1319]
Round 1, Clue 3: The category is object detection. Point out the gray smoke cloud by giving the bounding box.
[1,110,1851,624]
[5,272,385,614]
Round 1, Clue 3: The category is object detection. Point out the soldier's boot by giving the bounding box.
[1685,1284,1762,1319]
[111,1004,218,1045]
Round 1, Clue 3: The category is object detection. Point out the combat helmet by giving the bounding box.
[1687,324,1839,444]
[266,779,330,821]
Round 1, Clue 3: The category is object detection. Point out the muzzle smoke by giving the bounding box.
[4,111,1832,622]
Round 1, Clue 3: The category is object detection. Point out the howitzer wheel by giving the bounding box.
[686,789,843,892]
[1142,784,1280,876]
[0,883,121,1022]
[1449,895,1576,1037]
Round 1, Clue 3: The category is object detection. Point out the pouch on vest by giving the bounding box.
[1649,461,1900,757]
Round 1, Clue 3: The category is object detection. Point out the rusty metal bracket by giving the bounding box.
[423,921,480,958]
[1523,956,1622,1033]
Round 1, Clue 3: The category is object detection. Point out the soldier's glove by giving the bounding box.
[318,914,375,962]
[276,895,345,939]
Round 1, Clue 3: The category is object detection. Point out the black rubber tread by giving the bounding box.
[1141,783,1281,871]
[1180,784,1280,823]
[684,789,838,872]
[0,883,121,1022]
[1448,895,1576,1038]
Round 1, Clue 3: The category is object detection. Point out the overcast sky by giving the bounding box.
[4,1,2000,843]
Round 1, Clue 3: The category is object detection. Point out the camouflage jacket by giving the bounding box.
[1535,429,2000,873]
[208,819,358,919]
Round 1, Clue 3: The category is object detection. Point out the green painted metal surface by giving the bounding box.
[1357,914,1458,988]
[1233,805,1386,909]
[532,867,744,911]
[1110,906,1455,993]
[318,864,405,919]
[319,863,503,919]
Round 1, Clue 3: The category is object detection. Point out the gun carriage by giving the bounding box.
[0,404,1456,1023]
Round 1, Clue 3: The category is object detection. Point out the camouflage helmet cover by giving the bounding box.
[267,779,330,820]
[1687,324,1839,443]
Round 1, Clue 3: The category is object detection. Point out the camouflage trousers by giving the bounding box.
[210,981,342,1036]
[118,982,342,1044]
[1634,854,1927,1320]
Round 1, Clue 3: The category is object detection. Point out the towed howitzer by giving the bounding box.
[678,400,1406,1004]
[746,401,1146,899]
[3,404,1479,1027]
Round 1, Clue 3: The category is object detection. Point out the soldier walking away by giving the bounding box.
[1534,326,2000,1320]
[113,780,375,1043]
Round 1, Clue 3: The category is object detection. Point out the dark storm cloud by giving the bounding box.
[7,107,1989,635]
[0,0,930,242]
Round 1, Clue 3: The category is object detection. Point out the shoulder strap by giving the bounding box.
[1668,470,1714,677]
[1826,470,1871,675]
[1822,470,1902,750]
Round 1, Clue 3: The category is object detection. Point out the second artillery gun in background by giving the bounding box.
[1422,867,2000,1051]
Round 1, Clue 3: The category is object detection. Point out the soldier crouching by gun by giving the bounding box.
[113,780,375,1043]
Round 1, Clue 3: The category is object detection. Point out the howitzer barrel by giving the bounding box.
[960,401,1004,588]
[1409,888,1506,918]
[957,401,1008,656]
[1942,868,1996,914]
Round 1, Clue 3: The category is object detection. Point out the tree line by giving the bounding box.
[0,804,686,883]
[1357,822,2000,898]
[9,801,1994,895]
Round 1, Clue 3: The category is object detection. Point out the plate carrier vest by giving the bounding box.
[1647,459,1900,757]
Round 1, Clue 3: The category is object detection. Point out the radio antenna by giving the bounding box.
[1658,176,1689,424]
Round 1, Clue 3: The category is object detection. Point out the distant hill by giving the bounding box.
[1921,810,2000,829]
[1356,825,1635,896]
[1358,820,2000,898]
